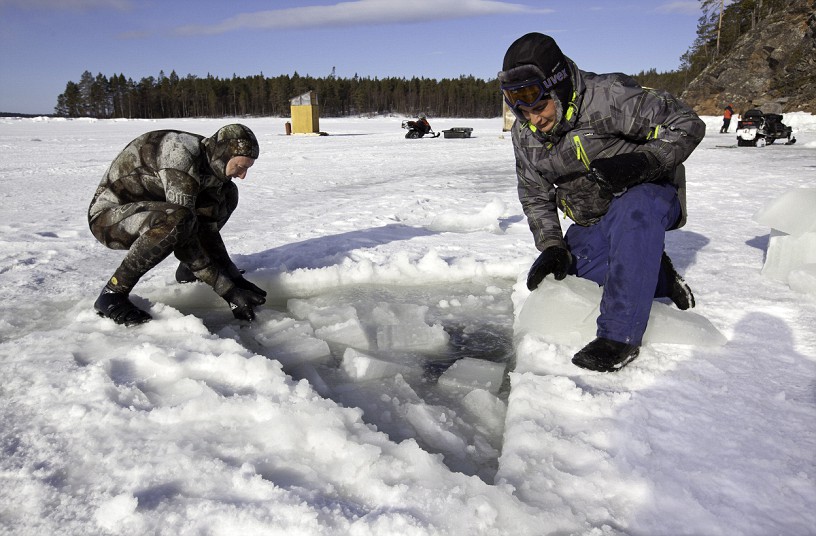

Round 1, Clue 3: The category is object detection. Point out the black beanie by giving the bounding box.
[503,33,566,80]
[501,33,573,109]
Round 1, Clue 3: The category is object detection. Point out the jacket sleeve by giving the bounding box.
[513,127,565,252]
[607,75,706,181]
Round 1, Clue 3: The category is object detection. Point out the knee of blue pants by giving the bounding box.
[564,183,682,344]
[599,183,682,344]
[564,224,607,285]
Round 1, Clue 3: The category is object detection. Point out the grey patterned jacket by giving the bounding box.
[511,59,706,252]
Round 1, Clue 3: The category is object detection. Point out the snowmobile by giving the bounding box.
[736,109,796,147]
[402,117,440,139]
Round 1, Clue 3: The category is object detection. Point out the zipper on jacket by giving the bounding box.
[560,198,576,221]
[572,134,590,170]
[565,91,578,122]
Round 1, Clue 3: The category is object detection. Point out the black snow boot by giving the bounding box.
[661,252,695,310]
[572,337,640,372]
[94,287,151,326]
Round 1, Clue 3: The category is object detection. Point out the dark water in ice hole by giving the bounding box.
[307,280,516,385]
[206,279,517,482]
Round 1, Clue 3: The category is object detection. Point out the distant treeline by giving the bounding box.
[55,71,502,119]
[54,0,788,119]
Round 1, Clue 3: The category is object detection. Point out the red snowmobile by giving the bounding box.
[402,117,440,139]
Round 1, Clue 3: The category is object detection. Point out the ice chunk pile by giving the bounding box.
[257,297,452,375]
[288,300,371,349]
[246,285,514,481]
[372,302,449,351]
[251,311,332,368]
[754,187,816,295]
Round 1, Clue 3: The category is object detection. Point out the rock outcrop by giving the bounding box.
[681,0,816,115]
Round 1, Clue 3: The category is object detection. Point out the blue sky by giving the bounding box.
[0,0,703,115]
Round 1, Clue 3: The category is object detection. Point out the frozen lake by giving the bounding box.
[1,114,815,535]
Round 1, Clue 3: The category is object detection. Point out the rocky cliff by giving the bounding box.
[681,0,816,115]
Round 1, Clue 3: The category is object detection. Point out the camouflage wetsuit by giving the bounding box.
[88,124,263,322]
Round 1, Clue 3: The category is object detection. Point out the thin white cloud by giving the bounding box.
[656,2,700,15]
[174,0,550,36]
[0,0,130,9]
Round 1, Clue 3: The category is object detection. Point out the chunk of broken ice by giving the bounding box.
[437,357,505,395]
[341,348,414,381]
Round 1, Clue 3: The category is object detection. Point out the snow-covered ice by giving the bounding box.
[1,113,815,535]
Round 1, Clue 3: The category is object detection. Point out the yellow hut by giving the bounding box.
[502,101,516,131]
[290,91,320,134]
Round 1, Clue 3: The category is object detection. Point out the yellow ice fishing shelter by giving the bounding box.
[502,101,515,132]
[290,91,320,134]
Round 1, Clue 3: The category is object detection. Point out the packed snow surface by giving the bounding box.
[1,113,815,535]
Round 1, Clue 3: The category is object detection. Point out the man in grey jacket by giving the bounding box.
[88,124,266,326]
[500,33,705,372]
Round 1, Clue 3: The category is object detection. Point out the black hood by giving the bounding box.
[203,123,259,180]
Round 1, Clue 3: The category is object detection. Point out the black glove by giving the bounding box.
[527,246,572,290]
[223,286,266,322]
[233,275,267,298]
[588,152,653,196]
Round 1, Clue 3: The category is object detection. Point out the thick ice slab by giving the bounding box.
[514,276,727,347]
[754,188,816,295]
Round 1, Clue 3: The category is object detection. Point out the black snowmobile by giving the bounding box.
[402,117,440,139]
[736,109,796,147]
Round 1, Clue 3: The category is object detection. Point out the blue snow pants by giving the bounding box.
[563,182,683,346]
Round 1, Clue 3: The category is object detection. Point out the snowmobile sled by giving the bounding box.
[736,109,796,147]
[402,117,440,139]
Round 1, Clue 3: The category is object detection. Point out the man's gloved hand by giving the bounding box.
[222,286,266,322]
[527,246,572,290]
[587,152,653,196]
[233,275,267,298]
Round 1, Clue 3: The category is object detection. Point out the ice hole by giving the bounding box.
[244,280,516,482]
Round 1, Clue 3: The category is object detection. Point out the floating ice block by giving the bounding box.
[438,357,505,395]
[341,348,413,381]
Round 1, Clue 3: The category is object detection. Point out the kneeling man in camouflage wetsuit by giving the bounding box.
[88,124,266,325]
